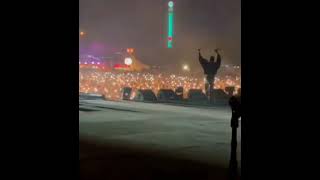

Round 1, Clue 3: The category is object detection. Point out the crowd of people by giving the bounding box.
[79,69,240,100]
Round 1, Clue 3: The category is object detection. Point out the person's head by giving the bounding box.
[210,56,215,62]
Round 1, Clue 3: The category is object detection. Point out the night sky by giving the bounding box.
[80,0,241,70]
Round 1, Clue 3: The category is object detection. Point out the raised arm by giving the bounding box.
[215,49,222,69]
[198,49,208,67]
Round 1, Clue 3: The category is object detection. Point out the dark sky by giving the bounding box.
[79,0,241,69]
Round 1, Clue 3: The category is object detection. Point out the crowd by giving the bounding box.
[79,70,240,100]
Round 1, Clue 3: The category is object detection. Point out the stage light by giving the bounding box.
[124,57,133,65]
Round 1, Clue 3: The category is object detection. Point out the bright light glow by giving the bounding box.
[168,13,174,38]
[167,9,174,48]
[124,57,133,65]
[127,48,134,54]
[79,65,241,100]
[183,65,190,71]
[80,31,85,36]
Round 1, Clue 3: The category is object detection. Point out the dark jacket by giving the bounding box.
[199,53,221,75]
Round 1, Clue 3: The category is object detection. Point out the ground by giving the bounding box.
[79,99,241,180]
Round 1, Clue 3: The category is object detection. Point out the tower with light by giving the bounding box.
[167,1,174,48]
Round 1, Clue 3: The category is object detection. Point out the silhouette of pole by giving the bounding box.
[229,96,241,180]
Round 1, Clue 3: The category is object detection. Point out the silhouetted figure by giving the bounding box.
[198,48,222,103]
[228,96,241,180]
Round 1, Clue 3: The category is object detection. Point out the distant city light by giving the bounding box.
[127,48,134,54]
[124,57,133,65]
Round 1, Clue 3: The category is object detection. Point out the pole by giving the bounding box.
[229,96,241,180]
[167,1,174,48]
